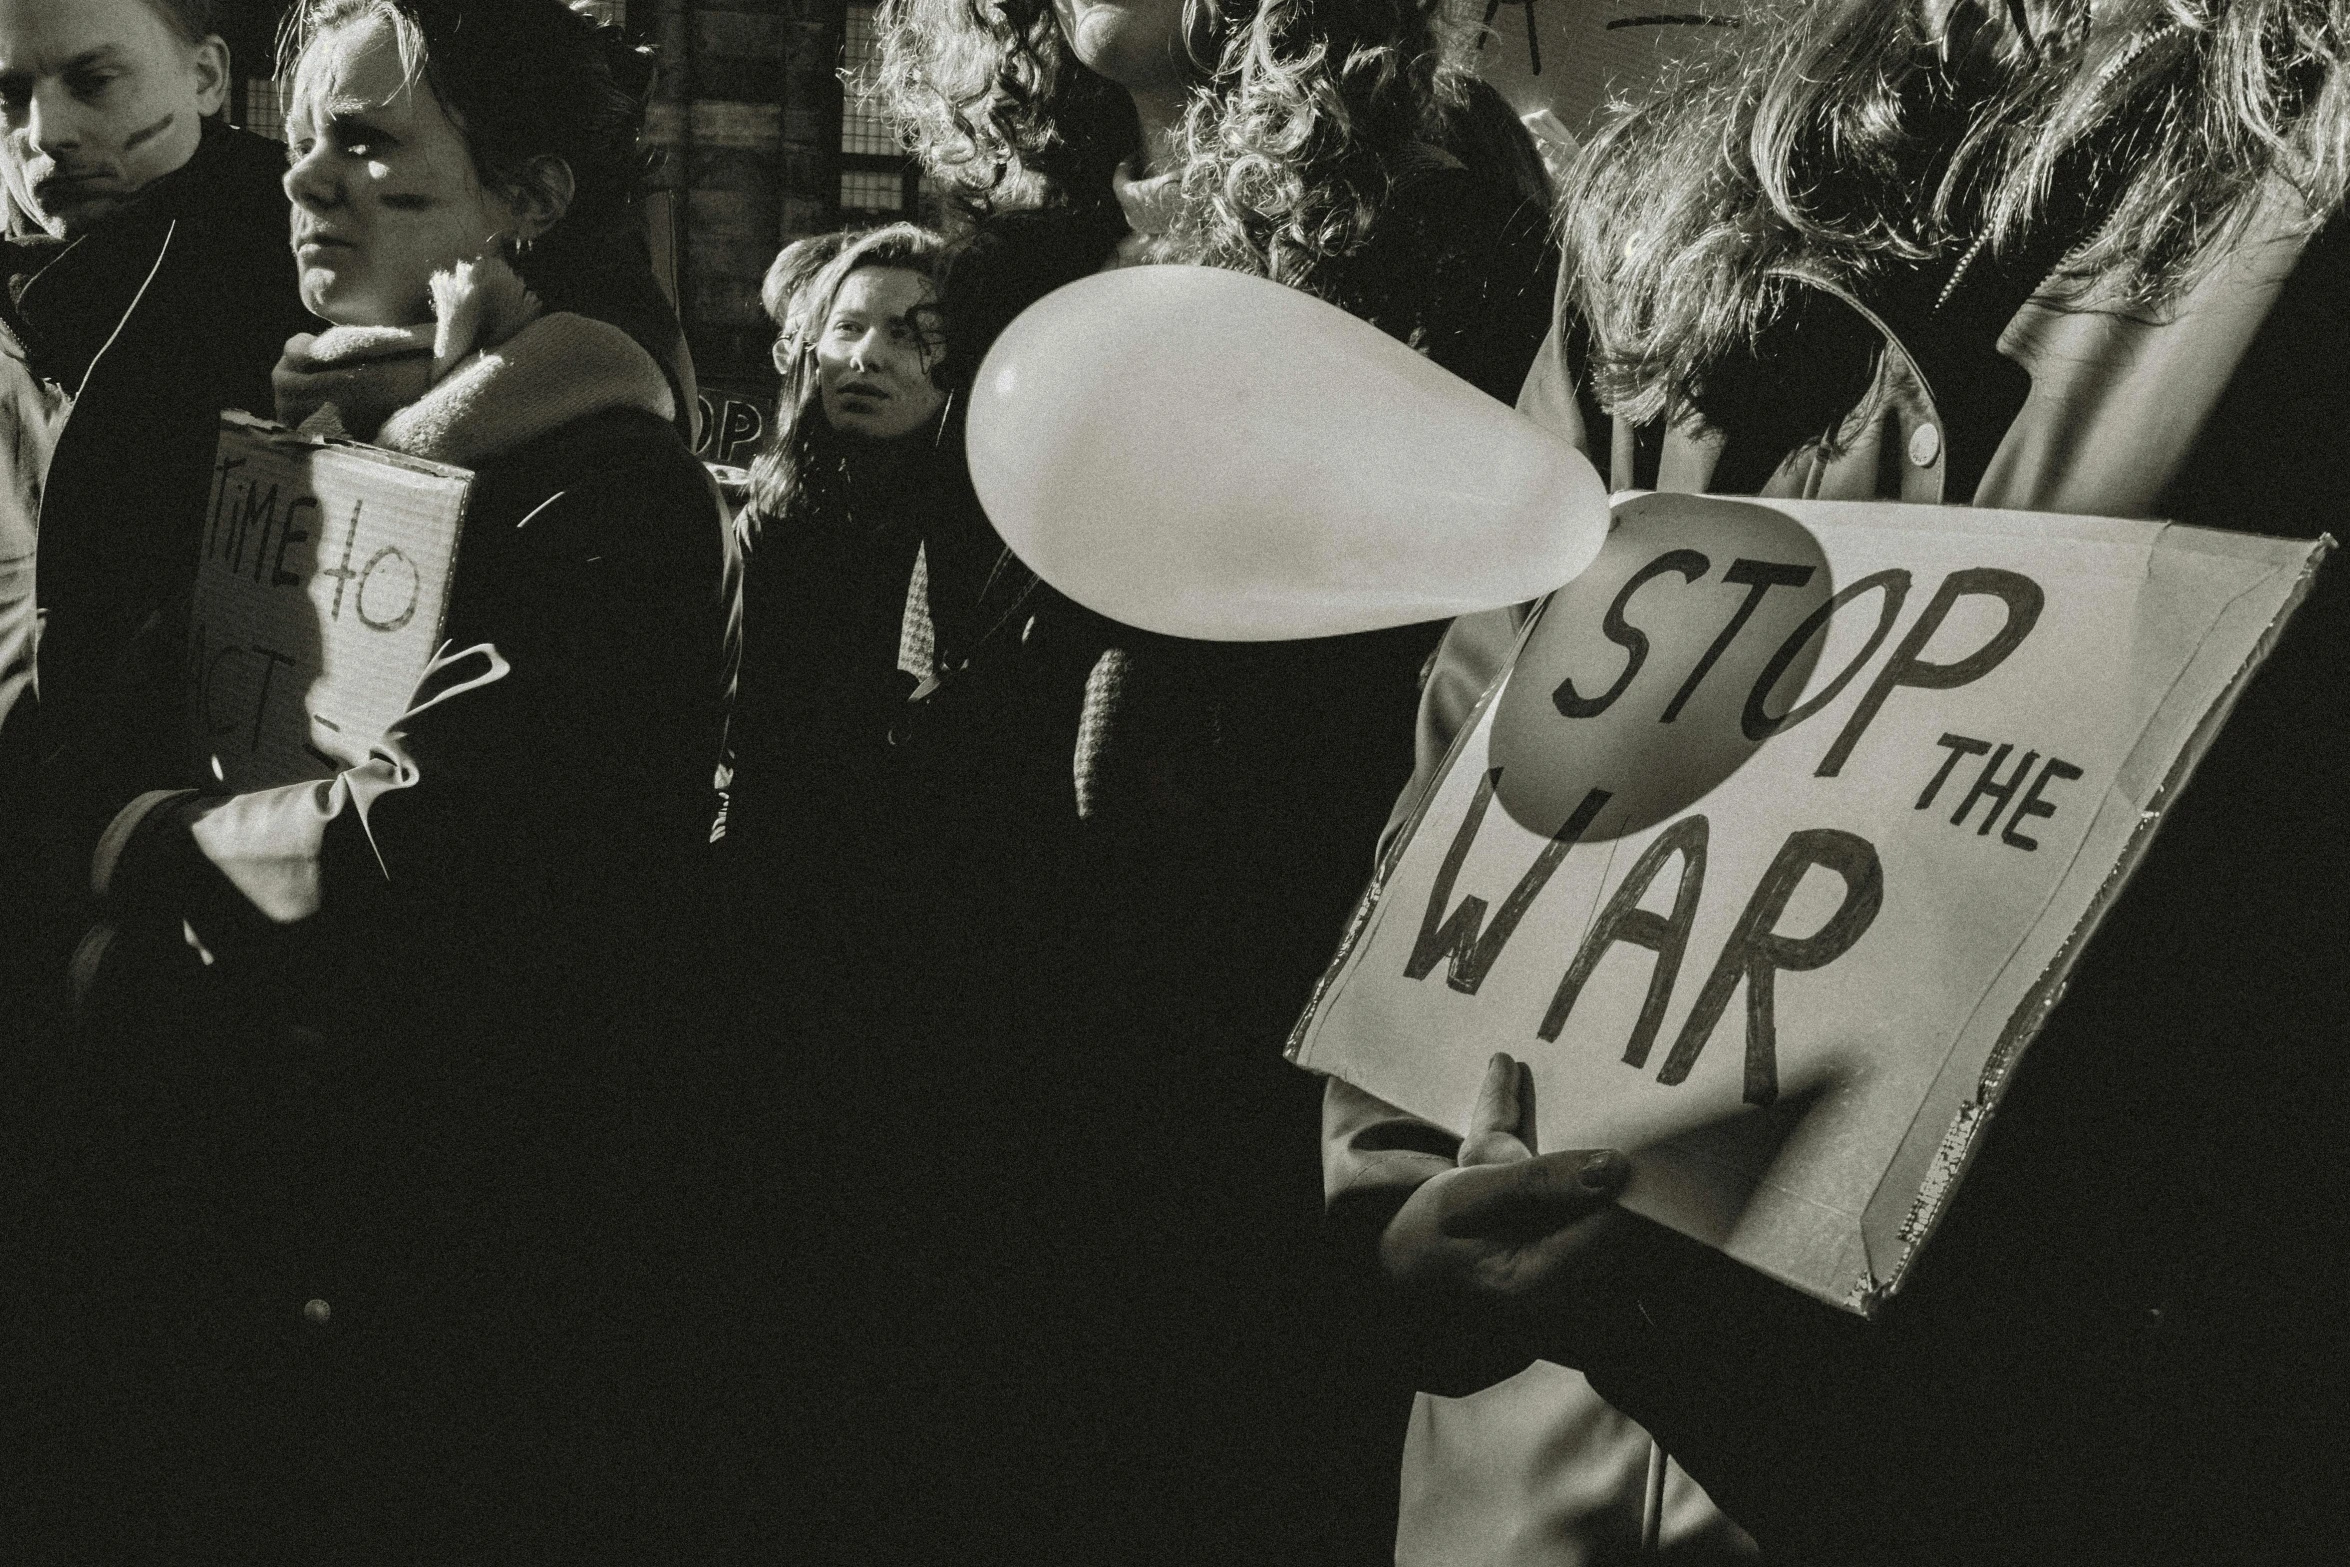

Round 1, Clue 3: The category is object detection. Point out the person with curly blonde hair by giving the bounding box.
[761,2,1564,1563]
[876,0,1553,391]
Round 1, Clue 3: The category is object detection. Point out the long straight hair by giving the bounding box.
[1566,0,2350,428]
[745,223,948,533]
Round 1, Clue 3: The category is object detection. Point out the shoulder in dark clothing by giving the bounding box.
[937,205,1129,393]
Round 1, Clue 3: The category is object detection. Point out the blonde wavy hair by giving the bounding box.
[874,0,1473,288]
[1165,0,1467,285]
[1565,0,2350,430]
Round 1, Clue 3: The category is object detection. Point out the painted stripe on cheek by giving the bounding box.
[121,111,177,152]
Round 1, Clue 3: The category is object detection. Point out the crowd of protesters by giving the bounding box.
[1,0,2342,1561]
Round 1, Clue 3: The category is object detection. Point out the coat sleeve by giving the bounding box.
[1322,293,1581,1218]
[1324,600,1527,1220]
[85,456,733,1011]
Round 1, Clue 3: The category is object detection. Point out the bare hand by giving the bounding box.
[1378,1052,1631,1300]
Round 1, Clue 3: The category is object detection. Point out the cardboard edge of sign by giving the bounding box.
[1850,526,2336,1315]
[221,408,476,482]
[200,411,481,791]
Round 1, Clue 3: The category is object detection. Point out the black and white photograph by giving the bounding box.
[1,0,2342,1561]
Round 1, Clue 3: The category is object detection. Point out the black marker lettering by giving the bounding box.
[2002,756,2083,851]
[1406,771,1613,995]
[249,647,298,750]
[1916,733,1992,809]
[1657,828,1883,1106]
[1744,570,1912,743]
[322,499,364,618]
[203,644,245,736]
[1553,550,1709,719]
[207,457,244,557]
[274,497,318,587]
[1539,814,1709,1069]
[1815,568,2044,777]
[1951,744,2038,834]
[1660,560,1814,723]
[354,546,419,632]
[232,482,281,578]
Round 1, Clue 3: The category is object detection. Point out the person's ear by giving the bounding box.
[191,34,231,118]
[507,155,577,245]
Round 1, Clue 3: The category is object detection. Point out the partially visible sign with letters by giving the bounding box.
[189,412,474,792]
[1289,492,2330,1315]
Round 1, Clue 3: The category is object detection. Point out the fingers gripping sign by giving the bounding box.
[1382,1053,1632,1302]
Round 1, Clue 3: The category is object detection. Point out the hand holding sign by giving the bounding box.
[1293,492,2330,1313]
[964,265,1608,641]
[1381,1052,1635,1306]
[193,415,473,792]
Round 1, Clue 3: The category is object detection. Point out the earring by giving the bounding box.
[500,231,536,265]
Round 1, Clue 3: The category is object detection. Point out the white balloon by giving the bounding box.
[965,265,1609,642]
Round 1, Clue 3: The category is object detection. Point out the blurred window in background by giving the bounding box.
[231,73,291,140]
[839,1,924,221]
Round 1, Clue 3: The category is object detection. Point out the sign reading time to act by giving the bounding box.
[189,413,474,793]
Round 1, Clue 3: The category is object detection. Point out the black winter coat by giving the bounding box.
[0,122,314,1024]
[6,358,746,1559]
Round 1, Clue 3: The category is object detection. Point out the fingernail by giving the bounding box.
[1578,1151,1628,1192]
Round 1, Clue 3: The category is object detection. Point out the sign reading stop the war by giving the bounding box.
[189,413,473,792]
[1289,492,2330,1315]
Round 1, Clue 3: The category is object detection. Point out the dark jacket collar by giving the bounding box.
[3,119,284,393]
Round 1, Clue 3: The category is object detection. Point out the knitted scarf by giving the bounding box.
[274,255,676,468]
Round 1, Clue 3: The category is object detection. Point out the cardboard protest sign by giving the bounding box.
[1288,491,2330,1315]
[189,412,473,793]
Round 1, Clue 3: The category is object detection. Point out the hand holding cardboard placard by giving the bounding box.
[1379,1052,1635,1299]
[1290,491,2330,1313]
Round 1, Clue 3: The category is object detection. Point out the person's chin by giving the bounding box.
[297,270,374,326]
[32,191,124,240]
[829,403,893,438]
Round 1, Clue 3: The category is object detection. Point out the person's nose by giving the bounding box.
[848,324,898,376]
[25,84,82,158]
[283,139,340,212]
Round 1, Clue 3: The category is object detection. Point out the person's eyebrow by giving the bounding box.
[321,105,404,146]
[1,48,123,88]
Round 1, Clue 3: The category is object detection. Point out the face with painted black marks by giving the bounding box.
[282,16,548,328]
[0,0,226,239]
